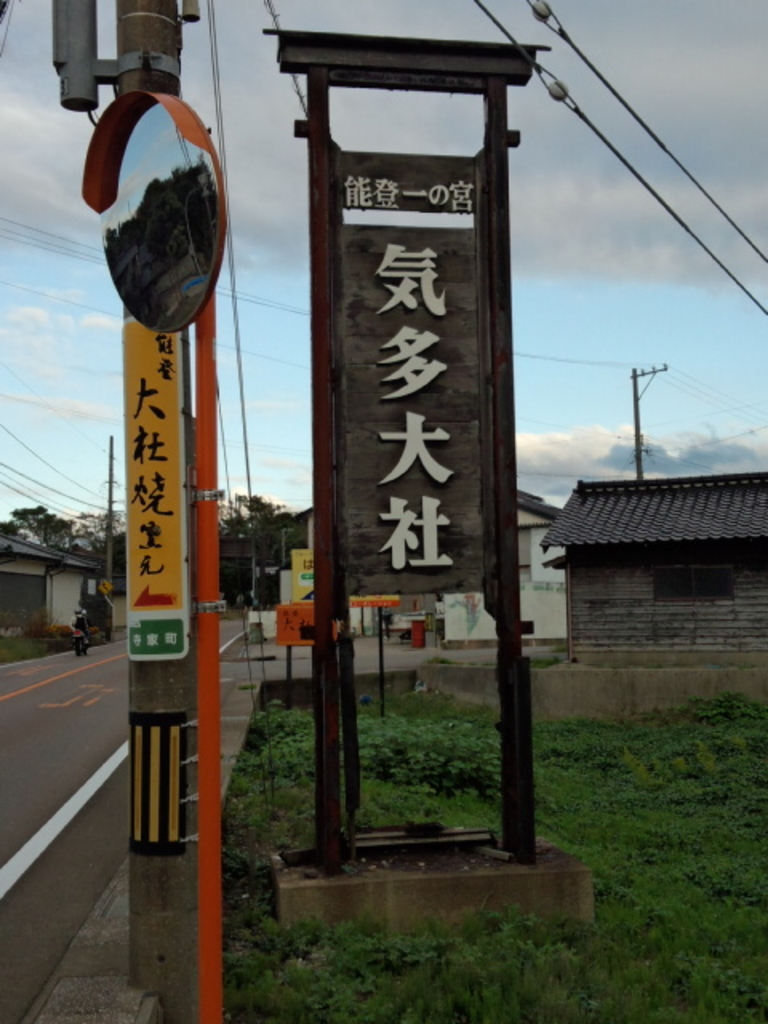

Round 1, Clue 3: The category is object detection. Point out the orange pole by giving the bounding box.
[195,295,222,1023]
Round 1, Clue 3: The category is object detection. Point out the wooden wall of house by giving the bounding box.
[568,540,768,653]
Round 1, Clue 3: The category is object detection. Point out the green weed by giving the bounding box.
[224,692,768,1023]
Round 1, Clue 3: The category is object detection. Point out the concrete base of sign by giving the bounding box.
[272,840,593,929]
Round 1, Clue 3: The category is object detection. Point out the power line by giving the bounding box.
[0,461,107,510]
[0,216,103,255]
[470,0,768,318]
[526,0,768,267]
[0,229,104,266]
[206,0,254,502]
[0,420,106,499]
[263,0,308,117]
[0,0,15,57]
[0,279,118,318]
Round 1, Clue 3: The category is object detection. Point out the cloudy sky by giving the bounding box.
[1,0,767,532]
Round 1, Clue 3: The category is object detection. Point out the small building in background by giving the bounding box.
[295,494,567,647]
[442,491,566,647]
[0,534,100,629]
[542,471,768,665]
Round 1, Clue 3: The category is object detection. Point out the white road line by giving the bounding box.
[0,634,239,902]
[0,741,129,902]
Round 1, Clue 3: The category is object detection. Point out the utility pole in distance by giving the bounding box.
[631,364,668,480]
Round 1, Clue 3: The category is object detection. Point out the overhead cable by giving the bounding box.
[205,0,253,502]
[0,421,106,499]
[0,461,107,510]
[470,0,768,318]
[263,0,308,116]
[525,0,768,267]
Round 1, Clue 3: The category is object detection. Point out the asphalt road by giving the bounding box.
[0,621,246,1024]
[0,623,502,1023]
[0,646,129,871]
[0,642,129,1024]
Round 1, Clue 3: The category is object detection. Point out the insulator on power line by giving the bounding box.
[547,79,570,102]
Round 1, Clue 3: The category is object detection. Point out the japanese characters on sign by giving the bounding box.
[124,320,189,660]
[290,548,314,602]
[344,177,473,214]
[348,595,401,609]
[338,155,484,596]
[276,603,339,646]
[339,152,475,216]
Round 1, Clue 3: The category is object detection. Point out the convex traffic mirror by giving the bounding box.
[83,92,226,332]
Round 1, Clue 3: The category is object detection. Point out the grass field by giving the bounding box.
[224,690,768,1023]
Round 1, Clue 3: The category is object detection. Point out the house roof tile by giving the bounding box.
[541,472,768,550]
[0,533,101,570]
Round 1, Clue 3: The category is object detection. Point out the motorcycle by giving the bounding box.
[71,627,90,656]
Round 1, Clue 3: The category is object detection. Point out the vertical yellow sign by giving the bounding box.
[291,548,314,602]
[124,320,189,659]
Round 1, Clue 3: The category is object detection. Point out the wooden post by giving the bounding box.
[306,66,341,874]
[483,75,535,864]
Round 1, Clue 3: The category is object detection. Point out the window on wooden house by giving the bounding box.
[653,565,734,601]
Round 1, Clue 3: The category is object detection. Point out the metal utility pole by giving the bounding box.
[631,365,668,480]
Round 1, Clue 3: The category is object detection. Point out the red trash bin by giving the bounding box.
[411,619,425,648]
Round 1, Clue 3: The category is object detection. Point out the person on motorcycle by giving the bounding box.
[71,608,90,634]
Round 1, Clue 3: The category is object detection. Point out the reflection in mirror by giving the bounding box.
[102,103,220,332]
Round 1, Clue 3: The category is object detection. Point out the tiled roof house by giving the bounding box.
[0,533,100,627]
[541,472,768,664]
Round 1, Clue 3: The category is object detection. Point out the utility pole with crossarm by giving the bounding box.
[632,364,668,480]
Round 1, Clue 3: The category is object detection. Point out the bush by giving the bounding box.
[23,608,50,638]
[44,624,73,639]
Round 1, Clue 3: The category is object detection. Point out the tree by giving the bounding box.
[219,495,304,607]
[70,511,127,573]
[0,506,127,571]
[0,506,74,550]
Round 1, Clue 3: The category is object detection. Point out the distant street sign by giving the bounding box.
[349,595,400,608]
[276,603,339,646]
[291,548,314,602]
[125,321,189,660]
[276,603,316,646]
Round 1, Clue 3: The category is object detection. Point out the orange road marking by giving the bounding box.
[0,653,126,703]
[39,683,119,710]
[40,695,86,709]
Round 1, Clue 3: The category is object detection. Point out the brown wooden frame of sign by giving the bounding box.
[275,29,542,871]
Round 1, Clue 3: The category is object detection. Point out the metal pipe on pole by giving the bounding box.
[105,434,114,641]
[194,296,223,1024]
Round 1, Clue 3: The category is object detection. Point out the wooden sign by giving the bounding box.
[276,604,339,646]
[337,207,483,596]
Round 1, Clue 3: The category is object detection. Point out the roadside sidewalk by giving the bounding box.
[21,653,257,1024]
[22,635,509,1023]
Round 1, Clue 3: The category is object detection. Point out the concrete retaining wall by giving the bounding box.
[261,669,417,708]
[420,662,768,719]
